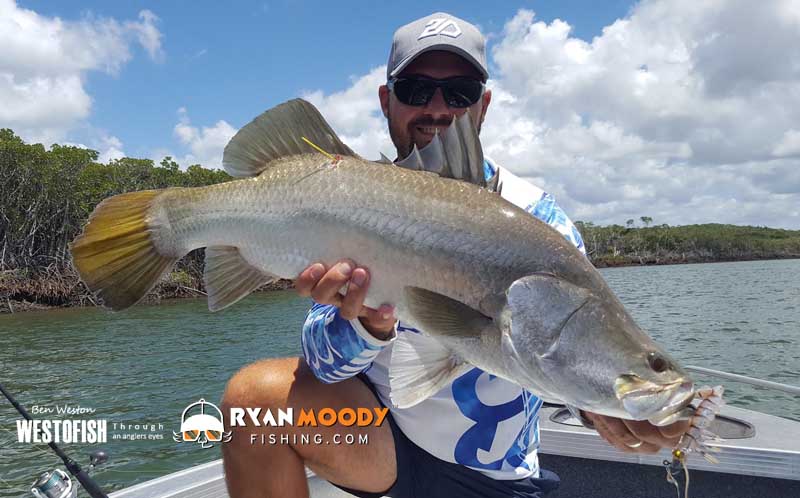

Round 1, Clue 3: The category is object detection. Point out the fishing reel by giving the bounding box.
[30,469,75,498]
[30,450,108,498]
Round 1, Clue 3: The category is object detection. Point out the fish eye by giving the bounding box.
[647,352,669,373]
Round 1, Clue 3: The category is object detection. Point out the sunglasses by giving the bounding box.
[388,76,485,108]
[182,429,222,442]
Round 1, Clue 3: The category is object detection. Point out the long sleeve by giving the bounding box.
[301,303,396,383]
[487,158,586,254]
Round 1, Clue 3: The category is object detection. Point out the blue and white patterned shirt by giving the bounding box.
[301,157,585,479]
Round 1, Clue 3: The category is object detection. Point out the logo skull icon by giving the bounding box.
[173,398,232,448]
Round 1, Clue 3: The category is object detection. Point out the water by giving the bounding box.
[1,259,798,496]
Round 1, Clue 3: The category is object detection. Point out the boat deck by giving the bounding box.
[109,405,800,498]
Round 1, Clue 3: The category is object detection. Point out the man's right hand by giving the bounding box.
[295,260,397,341]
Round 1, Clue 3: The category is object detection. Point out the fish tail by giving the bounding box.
[70,190,179,311]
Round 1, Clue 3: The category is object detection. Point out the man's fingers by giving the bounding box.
[633,442,660,454]
[586,412,682,455]
[623,419,681,448]
[587,413,662,454]
[295,263,326,297]
[339,268,369,320]
[591,415,642,449]
[364,304,396,330]
[355,304,397,340]
[591,417,630,453]
[658,419,691,440]
[309,260,354,305]
[295,260,397,337]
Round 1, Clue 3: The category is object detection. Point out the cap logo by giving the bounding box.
[418,18,462,40]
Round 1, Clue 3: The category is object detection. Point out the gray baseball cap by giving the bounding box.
[387,12,488,81]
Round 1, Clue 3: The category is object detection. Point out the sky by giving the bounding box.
[2,0,800,228]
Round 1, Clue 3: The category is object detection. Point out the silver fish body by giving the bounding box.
[71,99,694,422]
[151,155,590,320]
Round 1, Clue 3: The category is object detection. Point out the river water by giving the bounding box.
[1,259,798,496]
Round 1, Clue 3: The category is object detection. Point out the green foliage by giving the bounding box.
[0,129,232,274]
[575,218,800,266]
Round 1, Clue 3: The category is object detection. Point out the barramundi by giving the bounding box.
[71,99,696,425]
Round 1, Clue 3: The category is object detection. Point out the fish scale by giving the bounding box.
[149,156,560,318]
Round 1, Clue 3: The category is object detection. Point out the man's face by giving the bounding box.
[379,51,492,160]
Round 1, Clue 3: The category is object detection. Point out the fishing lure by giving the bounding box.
[664,385,725,498]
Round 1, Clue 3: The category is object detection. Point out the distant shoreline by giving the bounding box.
[591,253,800,268]
[3,256,798,314]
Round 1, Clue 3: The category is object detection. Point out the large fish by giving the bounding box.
[70,99,695,424]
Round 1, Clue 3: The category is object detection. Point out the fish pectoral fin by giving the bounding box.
[389,331,472,409]
[222,99,357,178]
[376,152,394,164]
[403,286,493,337]
[204,246,275,312]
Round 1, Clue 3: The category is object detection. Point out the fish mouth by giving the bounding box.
[614,374,695,421]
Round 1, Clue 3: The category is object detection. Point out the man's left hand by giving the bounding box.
[583,411,690,454]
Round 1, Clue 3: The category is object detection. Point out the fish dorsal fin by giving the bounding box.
[454,113,485,185]
[222,99,356,178]
[404,286,494,337]
[396,144,424,170]
[442,121,464,179]
[377,152,394,164]
[395,113,486,187]
[417,133,446,175]
[204,246,275,311]
[389,330,472,408]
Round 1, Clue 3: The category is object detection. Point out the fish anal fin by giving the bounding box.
[389,331,472,408]
[204,246,275,311]
[222,99,356,178]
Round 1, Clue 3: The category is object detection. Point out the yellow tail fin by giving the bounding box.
[70,190,178,311]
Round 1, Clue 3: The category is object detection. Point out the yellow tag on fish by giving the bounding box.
[301,136,336,160]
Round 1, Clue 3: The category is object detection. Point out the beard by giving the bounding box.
[387,110,482,161]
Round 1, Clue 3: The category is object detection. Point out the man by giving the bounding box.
[222,12,688,498]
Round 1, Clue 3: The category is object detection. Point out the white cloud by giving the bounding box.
[480,1,800,228]
[97,134,125,163]
[773,129,800,157]
[172,107,237,168]
[0,0,164,144]
[164,67,388,171]
[302,66,394,160]
[189,48,208,60]
[127,10,164,62]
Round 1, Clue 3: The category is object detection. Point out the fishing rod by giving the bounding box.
[684,366,800,395]
[0,382,108,498]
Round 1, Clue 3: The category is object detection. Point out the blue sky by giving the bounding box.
[18,0,633,159]
[4,0,800,228]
